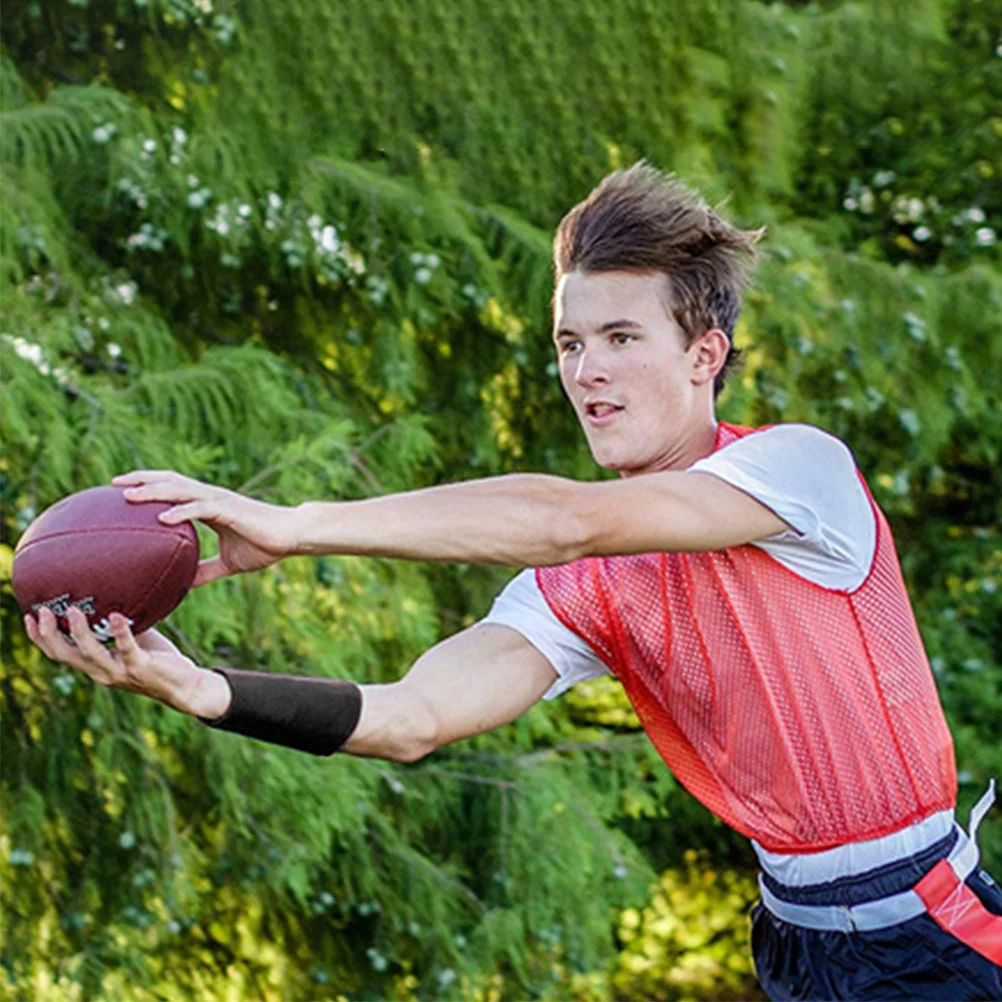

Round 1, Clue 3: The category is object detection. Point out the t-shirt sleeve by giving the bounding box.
[687,423,876,591]
[480,568,612,700]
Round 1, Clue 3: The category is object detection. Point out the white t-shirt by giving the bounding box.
[481,423,877,701]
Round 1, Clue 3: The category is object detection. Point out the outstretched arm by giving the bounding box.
[345,624,558,761]
[115,466,789,578]
[25,605,556,763]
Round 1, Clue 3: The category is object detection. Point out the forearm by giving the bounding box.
[347,624,557,759]
[292,474,585,566]
[342,683,439,762]
[192,625,557,763]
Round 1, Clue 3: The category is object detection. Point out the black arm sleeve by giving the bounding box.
[198,667,362,756]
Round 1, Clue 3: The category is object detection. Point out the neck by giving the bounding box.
[619,417,719,478]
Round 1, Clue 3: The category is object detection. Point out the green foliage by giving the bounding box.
[1,0,1000,998]
[609,852,761,1002]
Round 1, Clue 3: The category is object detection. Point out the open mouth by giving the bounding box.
[585,402,624,423]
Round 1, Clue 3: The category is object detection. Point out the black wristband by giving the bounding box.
[198,667,362,756]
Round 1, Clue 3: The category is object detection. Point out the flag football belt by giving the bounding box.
[758,780,1002,965]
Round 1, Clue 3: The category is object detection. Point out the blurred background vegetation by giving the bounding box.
[1,0,1000,999]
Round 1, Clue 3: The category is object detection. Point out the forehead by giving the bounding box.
[553,269,674,333]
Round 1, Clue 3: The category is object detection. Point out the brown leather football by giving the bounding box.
[12,486,199,640]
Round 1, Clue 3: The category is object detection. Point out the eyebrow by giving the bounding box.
[555,319,644,339]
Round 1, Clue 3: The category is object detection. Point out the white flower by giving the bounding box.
[873,170,896,187]
[913,226,932,242]
[975,227,996,246]
[172,127,187,146]
[92,125,114,144]
[107,343,122,358]
[238,203,252,218]
[8,336,43,366]
[966,207,986,223]
[409,251,424,266]
[414,267,433,285]
[307,213,322,229]
[187,188,212,209]
[907,198,924,221]
[342,247,366,274]
[319,225,339,255]
[98,317,110,330]
[187,174,200,188]
[267,192,282,210]
[116,281,138,305]
[425,253,440,269]
[842,197,858,211]
[859,189,875,214]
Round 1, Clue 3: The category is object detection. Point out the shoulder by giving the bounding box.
[716,422,858,466]
[694,422,876,590]
[697,423,861,497]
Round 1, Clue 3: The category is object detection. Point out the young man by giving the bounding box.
[25,164,1002,999]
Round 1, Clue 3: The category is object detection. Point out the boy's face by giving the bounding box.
[553,269,719,476]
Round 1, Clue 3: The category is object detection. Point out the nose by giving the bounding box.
[572,346,608,388]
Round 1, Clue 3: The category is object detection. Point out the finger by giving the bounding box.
[34,607,86,668]
[23,613,52,656]
[112,470,180,486]
[192,555,229,588]
[65,607,118,683]
[121,482,206,506]
[157,500,216,526]
[107,613,147,676]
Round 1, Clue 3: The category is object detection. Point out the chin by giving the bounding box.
[590,447,645,475]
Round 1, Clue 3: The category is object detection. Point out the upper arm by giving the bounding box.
[401,623,558,746]
[575,466,791,557]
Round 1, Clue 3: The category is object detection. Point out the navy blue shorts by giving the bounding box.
[752,828,1002,1001]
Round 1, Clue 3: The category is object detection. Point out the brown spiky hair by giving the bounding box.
[553,161,764,396]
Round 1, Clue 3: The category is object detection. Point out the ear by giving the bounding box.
[688,328,730,388]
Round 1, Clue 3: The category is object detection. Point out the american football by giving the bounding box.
[12,485,199,641]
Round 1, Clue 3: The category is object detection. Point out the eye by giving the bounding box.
[558,339,582,354]
[610,331,635,345]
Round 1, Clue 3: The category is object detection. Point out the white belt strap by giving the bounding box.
[758,780,996,933]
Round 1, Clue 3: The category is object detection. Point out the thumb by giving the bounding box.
[192,556,230,589]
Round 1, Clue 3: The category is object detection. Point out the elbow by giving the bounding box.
[545,484,597,564]
[389,735,438,764]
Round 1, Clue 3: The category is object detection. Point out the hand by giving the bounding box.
[111,470,299,587]
[23,606,227,718]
